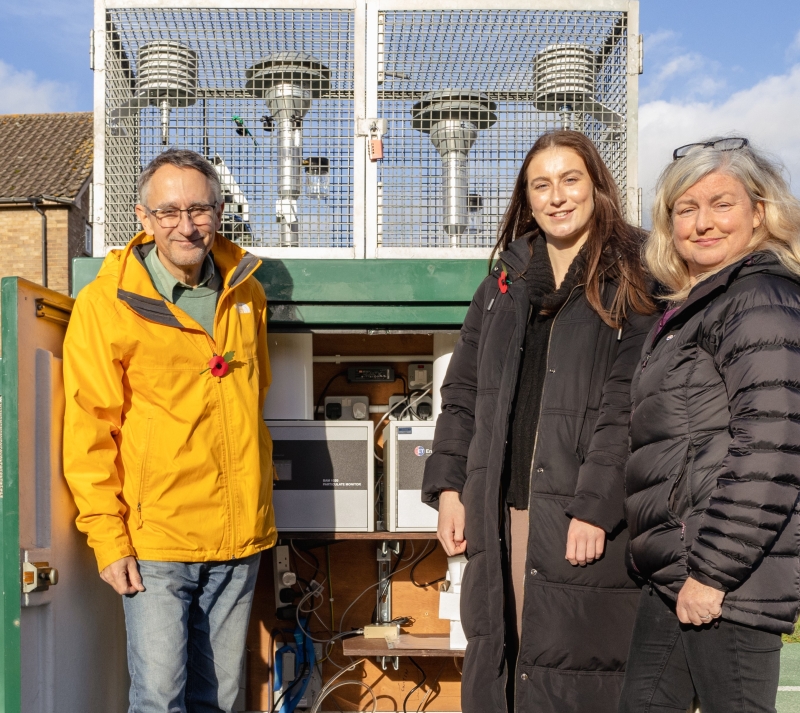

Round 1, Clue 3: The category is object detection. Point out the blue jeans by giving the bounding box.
[618,587,781,713]
[122,554,261,713]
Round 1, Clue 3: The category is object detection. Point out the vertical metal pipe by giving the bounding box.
[429,119,477,243]
[159,100,171,145]
[276,116,303,199]
[442,154,469,243]
[31,200,47,288]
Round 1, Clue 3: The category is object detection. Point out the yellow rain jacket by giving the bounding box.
[63,231,276,571]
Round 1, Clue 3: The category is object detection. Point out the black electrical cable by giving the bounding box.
[403,658,427,713]
[410,541,446,588]
[315,370,347,420]
[397,372,408,396]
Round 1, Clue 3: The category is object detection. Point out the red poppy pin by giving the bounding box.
[498,269,509,294]
[201,351,235,377]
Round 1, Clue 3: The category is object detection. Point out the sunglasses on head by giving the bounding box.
[672,138,749,161]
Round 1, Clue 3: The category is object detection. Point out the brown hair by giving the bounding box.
[491,130,655,327]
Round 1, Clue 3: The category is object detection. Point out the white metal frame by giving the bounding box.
[92,0,640,258]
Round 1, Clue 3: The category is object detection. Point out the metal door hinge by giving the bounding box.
[35,298,71,326]
[637,187,643,228]
[22,561,59,594]
[638,35,644,75]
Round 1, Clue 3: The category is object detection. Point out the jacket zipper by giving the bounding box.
[513,283,581,709]
[215,375,238,558]
[135,419,155,529]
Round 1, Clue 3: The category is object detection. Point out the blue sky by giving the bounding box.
[1,0,799,211]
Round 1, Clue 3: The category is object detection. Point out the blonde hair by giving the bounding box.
[645,139,800,302]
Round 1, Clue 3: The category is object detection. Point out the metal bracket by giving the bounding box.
[35,298,71,326]
[379,655,400,671]
[356,118,388,137]
[377,540,400,624]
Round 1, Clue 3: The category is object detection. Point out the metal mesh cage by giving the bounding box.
[98,3,633,254]
[376,9,628,249]
[103,8,355,249]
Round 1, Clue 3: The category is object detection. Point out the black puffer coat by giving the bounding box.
[422,238,656,713]
[626,251,800,635]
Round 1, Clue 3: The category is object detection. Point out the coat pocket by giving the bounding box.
[460,550,491,639]
[134,418,155,529]
[667,442,693,518]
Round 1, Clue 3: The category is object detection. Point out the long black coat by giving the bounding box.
[422,238,656,713]
[626,251,800,634]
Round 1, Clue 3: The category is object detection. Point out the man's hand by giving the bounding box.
[565,518,606,566]
[676,576,725,626]
[100,556,145,595]
[438,490,467,556]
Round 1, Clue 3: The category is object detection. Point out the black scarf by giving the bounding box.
[503,236,586,510]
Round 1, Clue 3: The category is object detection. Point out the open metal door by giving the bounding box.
[0,278,127,713]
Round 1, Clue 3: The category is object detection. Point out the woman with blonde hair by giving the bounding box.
[619,137,800,713]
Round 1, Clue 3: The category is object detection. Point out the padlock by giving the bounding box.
[370,136,384,161]
[369,125,384,161]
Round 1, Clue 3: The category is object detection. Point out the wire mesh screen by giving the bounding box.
[103,9,355,249]
[376,9,628,249]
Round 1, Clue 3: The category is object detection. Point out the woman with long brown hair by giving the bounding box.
[422,130,656,712]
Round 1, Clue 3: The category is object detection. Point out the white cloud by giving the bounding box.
[639,30,728,105]
[642,30,678,53]
[0,60,75,114]
[787,29,800,61]
[639,64,800,226]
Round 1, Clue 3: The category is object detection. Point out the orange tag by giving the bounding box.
[370,137,384,161]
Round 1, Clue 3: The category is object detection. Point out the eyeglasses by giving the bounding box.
[672,138,749,161]
[145,203,218,228]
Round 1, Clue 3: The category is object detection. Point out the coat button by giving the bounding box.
[521,673,528,680]
[530,569,537,576]
[536,467,543,473]
[548,368,556,373]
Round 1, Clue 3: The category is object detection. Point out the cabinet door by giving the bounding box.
[0,278,127,713]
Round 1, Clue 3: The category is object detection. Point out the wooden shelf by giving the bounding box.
[278,531,437,540]
[342,633,465,658]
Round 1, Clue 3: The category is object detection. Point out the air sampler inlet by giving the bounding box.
[411,91,496,244]
[246,52,330,247]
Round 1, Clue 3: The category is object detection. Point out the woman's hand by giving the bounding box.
[676,577,725,626]
[565,518,606,566]
[438,490,467,556]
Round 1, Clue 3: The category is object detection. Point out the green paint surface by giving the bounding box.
[0,278,21,713]
[73,257,488,328]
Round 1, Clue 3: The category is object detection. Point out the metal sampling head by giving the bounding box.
[533,43,623,128]
[109,41,198,144]
[246,52,330,246]
[411,90,496,242]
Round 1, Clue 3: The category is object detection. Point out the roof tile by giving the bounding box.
[0,112,93,200]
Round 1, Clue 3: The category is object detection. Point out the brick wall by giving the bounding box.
[0,189,91,296]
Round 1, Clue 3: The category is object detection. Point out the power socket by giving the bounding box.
[408,363,433,390]
[273,545,296,612]
[274,642,323,710]
[388,394,434,421]
[324,395,370,420]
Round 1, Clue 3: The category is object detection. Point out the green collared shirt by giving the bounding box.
[143,246,223,336]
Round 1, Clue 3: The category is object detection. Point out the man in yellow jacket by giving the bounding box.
[63,149,276,713]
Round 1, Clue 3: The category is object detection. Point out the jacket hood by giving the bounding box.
[496,233,535,276]
[98,231,261,331]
